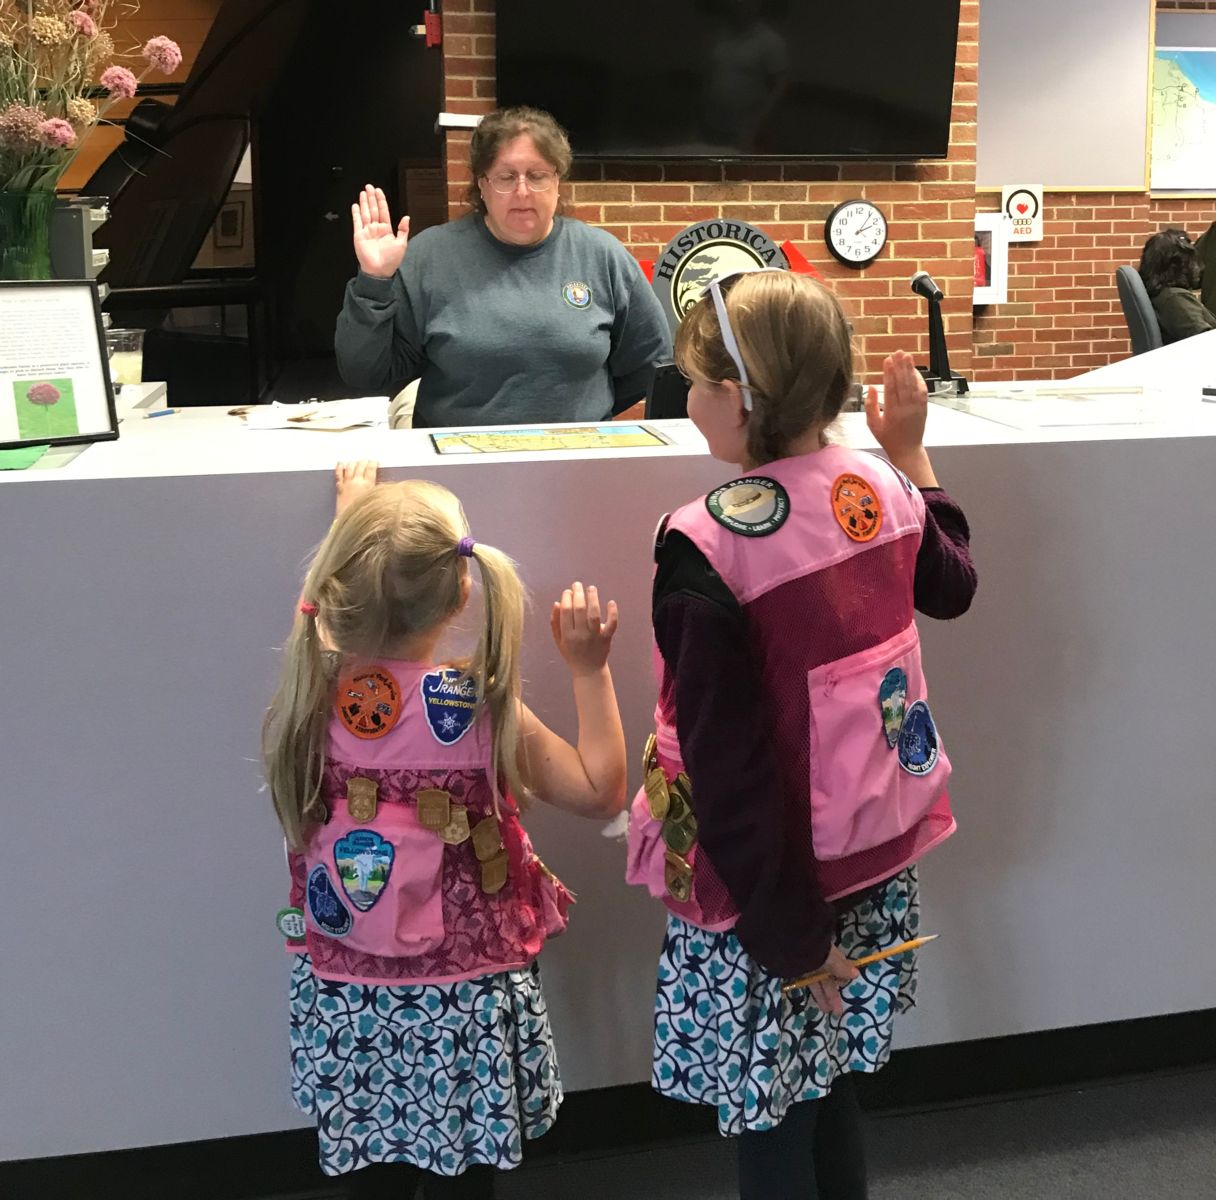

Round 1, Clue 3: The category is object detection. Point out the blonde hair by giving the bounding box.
[262,481,527,850]
[675,271,855,466]
[466,105,573,215]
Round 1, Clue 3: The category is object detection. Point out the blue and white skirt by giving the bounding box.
[289,955,562,1176]
[652,867,919,1136]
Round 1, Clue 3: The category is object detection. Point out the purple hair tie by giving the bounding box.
[457,537,476,558]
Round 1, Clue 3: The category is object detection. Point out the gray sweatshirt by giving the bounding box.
[334,214,672,428]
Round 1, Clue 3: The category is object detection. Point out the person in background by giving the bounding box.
[1137,227,1216,344]
[264,461,627,1197]
[334,107,671,428]
[1196,220,1216,318]
[626,270,977,1200]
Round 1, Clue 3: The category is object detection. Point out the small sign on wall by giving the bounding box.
[1001,185,1043,242]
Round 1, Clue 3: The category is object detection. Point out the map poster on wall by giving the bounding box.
[0,281,118,452]
[1151,47,1216,190]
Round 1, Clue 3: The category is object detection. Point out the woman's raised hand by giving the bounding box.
[352,185,410,279]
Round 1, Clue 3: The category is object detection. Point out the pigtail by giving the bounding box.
[262,590,339,851]
[465,542,528,811]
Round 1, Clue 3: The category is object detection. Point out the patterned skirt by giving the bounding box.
[652,867,920,1136]
[289,955,562,1176]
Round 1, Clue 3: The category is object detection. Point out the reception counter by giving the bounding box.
[4,342,1216,1160]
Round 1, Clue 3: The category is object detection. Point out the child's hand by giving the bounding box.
[550,582,619,677]
[807,944,859,1017]
[865,352,938,488]
[335,460,378,516]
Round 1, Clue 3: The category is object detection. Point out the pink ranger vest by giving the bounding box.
[285,660,572,986]
[626,445,956,930]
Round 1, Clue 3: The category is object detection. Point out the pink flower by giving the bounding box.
[27,384,62,406]
[39,119,77,150]
[142,36,183,76]
[100,66,138,100]
[68,10,98,38]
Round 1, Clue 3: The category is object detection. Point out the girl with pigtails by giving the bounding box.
[263,462,626,1198]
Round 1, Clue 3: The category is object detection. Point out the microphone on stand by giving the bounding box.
[910,272,967,396]
[911,270,944,303]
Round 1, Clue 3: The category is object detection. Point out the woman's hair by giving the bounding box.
[1139,228,1202,296]
[675,270,854,465]
[465,106,573,214]
[262,482,526,850]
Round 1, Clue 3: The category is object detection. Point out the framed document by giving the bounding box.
[0,281,119,452]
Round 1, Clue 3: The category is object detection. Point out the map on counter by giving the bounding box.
[430,424,669,455]
[1151,50,1216,190]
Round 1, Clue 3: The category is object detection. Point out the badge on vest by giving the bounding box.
[337,666,403,740]
[897,700,940,776]
[276,906,306,944]
[334,830,394,912]
[306,864,353,937]
[346,776,378,823]
[831,472,883,543]
[706,476,790,537]
[879,668,908,749]
[421,668,479,745]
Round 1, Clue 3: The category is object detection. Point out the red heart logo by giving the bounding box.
[1016,203,1028,214]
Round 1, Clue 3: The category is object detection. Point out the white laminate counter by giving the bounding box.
[4,350,1216,1160]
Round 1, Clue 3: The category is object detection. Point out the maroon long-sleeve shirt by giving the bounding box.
[652,487,978,978]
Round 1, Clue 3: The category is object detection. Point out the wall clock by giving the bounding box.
[825,199,888,268]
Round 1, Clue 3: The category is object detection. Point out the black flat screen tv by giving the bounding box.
[497,1,961,161]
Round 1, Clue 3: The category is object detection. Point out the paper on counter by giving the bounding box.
[243,397,390,431]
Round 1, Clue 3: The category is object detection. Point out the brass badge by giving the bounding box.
[471,817,504,863]
[416,788,452,832]
[438,804,471,845]
[641,733,659,777]
[664,850,692,903]
[663,815,697,856]
[480,849,509,895]
[346,777,378,823]
[662,776,698,854]
[642,732,672,819]
[645,768,670,821]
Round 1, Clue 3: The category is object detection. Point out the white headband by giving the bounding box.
[703,266,786,412]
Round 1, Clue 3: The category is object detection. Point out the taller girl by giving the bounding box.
[627,271,978,1199]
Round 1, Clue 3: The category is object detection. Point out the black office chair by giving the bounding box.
[1115,265,1164,356]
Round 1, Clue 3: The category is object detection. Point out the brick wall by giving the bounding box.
[444,0,1216,384]
[972,195,1216,379]
[441,0,979,382]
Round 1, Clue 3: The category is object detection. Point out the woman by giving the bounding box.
[1137,228,1216,345]
[334,107,672,429]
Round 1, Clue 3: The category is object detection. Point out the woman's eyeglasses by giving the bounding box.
[485,170,557,194]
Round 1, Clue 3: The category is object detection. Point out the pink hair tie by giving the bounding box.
[457,537,476,557]
[299,601,318,616]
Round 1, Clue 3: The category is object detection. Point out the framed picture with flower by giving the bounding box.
[0,280,118,452]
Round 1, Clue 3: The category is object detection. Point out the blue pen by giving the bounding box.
[144,408,179,419]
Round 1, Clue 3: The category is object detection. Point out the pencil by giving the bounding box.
[781,934,939,995]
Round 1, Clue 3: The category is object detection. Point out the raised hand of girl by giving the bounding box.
[865,350,939,488]
[550,582,620,677]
